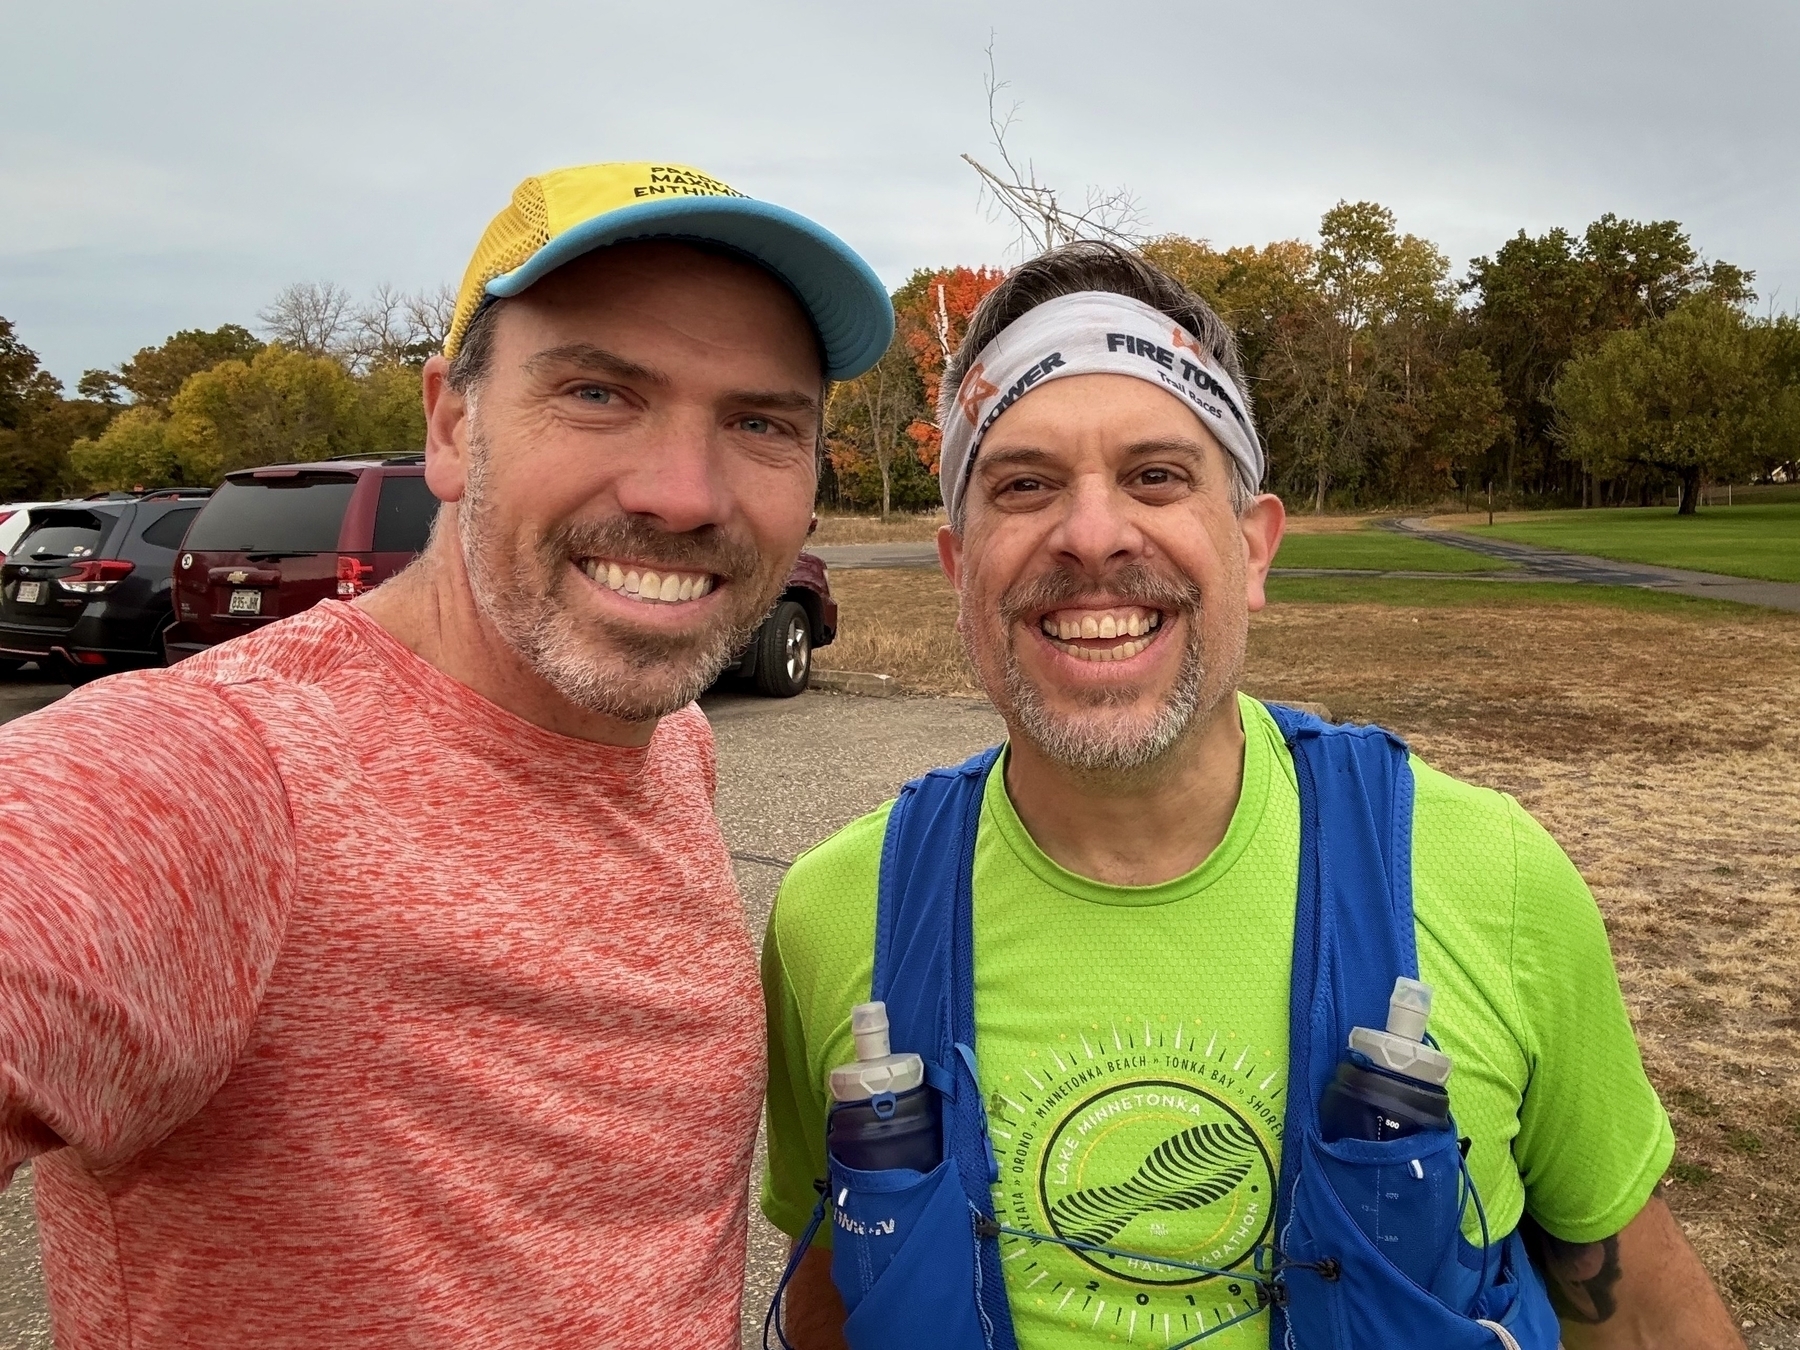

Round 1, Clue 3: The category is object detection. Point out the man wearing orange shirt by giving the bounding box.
[0,162,891,1349]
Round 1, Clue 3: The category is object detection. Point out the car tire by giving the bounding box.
[753,600,811,698]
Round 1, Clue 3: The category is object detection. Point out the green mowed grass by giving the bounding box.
[1266,576,1750,616]
[1274,530,1509,573]
[1470,503,1800,583]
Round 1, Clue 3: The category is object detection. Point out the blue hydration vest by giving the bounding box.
[768,705,1561,1350]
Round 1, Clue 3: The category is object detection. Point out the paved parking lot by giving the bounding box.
[0,664,1003,1348]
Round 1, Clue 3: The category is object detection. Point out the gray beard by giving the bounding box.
[997,610,1206,774]
[457,423,772,723]
[966,560,1223,775]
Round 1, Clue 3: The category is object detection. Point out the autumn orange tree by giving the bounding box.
[822,266,1003,515]
[890,266,1004,475]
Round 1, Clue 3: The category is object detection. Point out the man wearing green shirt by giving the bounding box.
[762,241,1742,1349]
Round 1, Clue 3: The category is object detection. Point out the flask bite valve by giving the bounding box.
[1346,977,1452,1086]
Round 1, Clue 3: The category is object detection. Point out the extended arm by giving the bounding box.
[779,1244,848,1350]
[1522,1189,1743,1350]
[0,676,293,1183]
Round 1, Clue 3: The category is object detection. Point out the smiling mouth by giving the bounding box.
[578,558,717,605]
[1036,605,1167,663]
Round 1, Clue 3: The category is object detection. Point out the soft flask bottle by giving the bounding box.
[1318,977,1452,1142]
[825,1002,941,1172]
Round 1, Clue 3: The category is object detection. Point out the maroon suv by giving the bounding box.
[164,457,437,664]
[163,454,837,697]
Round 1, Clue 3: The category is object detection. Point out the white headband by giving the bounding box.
[938,291,1262,527]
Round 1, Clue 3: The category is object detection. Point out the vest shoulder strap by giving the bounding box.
[873,744,1014,1350]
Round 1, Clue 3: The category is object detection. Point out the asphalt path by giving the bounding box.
[0,665,1005,1349]
[1388,518,1800,611]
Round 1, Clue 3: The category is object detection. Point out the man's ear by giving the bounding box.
[936,523,964,589]
[1240,493,1286,613]
[421,354,469,505]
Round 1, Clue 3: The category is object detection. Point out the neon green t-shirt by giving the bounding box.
[762,695,1673,1349]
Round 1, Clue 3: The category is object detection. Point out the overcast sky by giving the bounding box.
[5,0,1797,385]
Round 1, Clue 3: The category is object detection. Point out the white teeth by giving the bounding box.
[586,561,714,605]
[1046,635,1150,663]
[1041,609,1162,640]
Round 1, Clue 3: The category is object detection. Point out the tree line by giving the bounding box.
[0,282,449,499]
[6,208,1798,515]
[826,204,1800,516]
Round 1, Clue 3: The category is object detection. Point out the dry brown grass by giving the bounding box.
[818,568,1800,1328]
[810,511,947,544]
[1278,512,1384,534]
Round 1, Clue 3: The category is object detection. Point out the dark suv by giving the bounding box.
[164,456,438,663]
[0,490,212,682]
[162,454,837,697]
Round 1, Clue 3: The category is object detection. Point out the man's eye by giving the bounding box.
[1006,477,1043,494]
[1140,468,1173,485]
[739,417,771,434]
[574,386,612,404]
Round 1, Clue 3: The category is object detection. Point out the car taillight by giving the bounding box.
[336,555,375,597]
[56,559,135,594]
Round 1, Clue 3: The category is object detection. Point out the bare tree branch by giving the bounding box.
[963,38,1146,258]
[403,284,457,356]
[258,282,355,359]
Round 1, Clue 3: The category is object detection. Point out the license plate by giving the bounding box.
[16,581,41,604]
[229,589,262,615]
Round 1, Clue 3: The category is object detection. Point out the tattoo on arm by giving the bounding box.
[1521,1214,1624,1324]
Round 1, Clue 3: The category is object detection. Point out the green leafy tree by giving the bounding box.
[167,345,364,478]
[825,335,929,518]
[68,406,196,490]
[1553,294,1778,513]
[357,362,427,456]
[117,325,264,409]
[0,316,118,498]
[1467,216,1753,501]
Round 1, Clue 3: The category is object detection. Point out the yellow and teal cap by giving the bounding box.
[445,162,893,380]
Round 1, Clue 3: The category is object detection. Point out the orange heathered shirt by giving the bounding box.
[0,601,765,1348]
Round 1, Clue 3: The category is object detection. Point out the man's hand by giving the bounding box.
[1522,1188,1744,1349]
[779,1244,848,1350]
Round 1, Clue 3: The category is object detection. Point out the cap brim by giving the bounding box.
[485,196,893,381]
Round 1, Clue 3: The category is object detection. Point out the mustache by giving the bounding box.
[545,515,761,584]
[998,563,1203,628]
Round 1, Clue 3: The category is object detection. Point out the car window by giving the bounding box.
[183,474,358,553]
[140,506,202,551]
[13,509,116,562]
[373,474,439,554]
[0,512,32,555]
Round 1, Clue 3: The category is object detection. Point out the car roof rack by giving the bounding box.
[323,450,427,464]
[138,488,213,501]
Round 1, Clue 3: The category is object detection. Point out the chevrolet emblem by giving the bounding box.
[227,570,249,584]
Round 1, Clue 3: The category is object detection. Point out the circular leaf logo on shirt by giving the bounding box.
[1038,1079,1273,1284]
